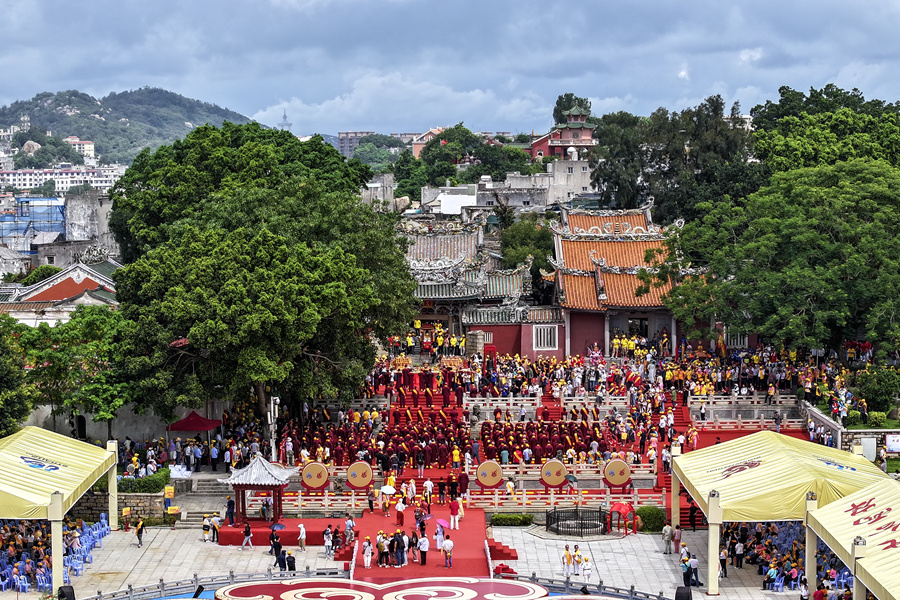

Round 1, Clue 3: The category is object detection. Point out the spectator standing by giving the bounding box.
[442,534,454,568]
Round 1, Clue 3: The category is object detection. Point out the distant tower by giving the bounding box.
[278,111,292,132]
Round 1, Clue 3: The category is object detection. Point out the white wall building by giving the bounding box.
[0,163,125,193]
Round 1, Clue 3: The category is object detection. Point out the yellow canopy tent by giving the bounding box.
[808,479,900,600]
[670,430,890,595]
[672,430,889,522]
[0,426,118,594]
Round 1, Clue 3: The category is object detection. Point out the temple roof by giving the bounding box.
[407,232,479,261]
[218,455,299,487]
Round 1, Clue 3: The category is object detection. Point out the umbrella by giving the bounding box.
[565,474,578,482]
[270,523,286,531]
[436,518,450,528]
[381,485,396,495]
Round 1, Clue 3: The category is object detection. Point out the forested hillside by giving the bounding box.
[0,87,255,164]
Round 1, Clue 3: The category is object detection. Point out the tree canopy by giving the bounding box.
[106,122,415,418]
[750,84,900,132]
[115,227,386,418]
[0,316,39,437]
[109,122,372,262]
[553,93,592,125]
[588,96,763,221]
[754,108,900,172]
[644,158,900,358]
[500,213,554,303]
[12,127,84,169]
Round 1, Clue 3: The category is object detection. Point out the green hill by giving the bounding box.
[0,87,256,164]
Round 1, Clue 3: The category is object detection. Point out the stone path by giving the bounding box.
[15,523,793,600]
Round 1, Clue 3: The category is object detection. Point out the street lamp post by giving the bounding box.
[269,396,280,462]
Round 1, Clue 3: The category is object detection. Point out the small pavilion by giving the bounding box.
[218,455,299,523]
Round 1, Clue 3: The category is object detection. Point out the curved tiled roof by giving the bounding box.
[407,233,478,261]
[566,213,649,233]
[558,271,670,312]
[560,239,663,271]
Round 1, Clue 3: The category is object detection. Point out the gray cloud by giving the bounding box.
[2,0,899,136]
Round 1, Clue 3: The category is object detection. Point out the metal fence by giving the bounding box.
[79,567,349,600]
[496,572,671,600]
[545,506,607,537]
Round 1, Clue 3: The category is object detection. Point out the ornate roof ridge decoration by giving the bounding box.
[599,264,657,275]
[566,207,647,217]
[407,254,468,273]
[596,268,607,302]
[491,255,533,276]
[397,219,483,236]
[77,244,110,265]
[549,221,665,241]
[462,304,564,325]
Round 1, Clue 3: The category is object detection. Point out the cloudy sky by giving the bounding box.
[3,0,899,136]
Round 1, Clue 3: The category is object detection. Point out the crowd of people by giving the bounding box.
[0,516,104,589]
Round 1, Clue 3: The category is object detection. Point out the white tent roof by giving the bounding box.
[0,426,115,519]
[808,478,900,600]
[672,431,890,521]
[218,455,299,487]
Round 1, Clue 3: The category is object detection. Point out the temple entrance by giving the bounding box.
[627,318,648,337]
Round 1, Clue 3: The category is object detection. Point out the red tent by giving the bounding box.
[166,410,222,432]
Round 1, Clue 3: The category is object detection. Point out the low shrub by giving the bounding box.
[635,505,666,532]
[490,513,534,526]
[796,388,805,402]
[847,410,861,426]
[869,412,887,428]
[92,468,171,494]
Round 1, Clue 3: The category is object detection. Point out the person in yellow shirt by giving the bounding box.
[451,447,461,468]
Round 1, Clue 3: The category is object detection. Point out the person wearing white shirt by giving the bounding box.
[441,535,454,568]
[417,532,430,565]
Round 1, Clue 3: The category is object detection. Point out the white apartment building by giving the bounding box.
[0,163,126,193]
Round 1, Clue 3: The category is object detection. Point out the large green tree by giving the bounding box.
[115,227,399,418]
[750,84,900,132]
[754,108,900,172]
[500,213,555,302]
[109,122,372,262]
[589,111,648,209]
[19,307,134,437]
[0,316,39,437]
[587,97,761,221]
[391,150,429,202]
[643,158,900,359]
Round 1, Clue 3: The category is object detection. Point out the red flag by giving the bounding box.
[440,139,448,146]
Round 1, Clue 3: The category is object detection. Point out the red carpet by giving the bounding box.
[217,505,490,581]
[697,427,807,447]
[352,505,489,582]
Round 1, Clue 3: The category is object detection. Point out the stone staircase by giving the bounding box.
[195,479,232,496]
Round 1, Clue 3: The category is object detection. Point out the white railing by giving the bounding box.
[80,568,348,600]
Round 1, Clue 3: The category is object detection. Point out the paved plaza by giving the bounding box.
[13,520,788,600]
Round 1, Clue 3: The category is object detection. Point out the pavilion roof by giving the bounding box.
[218,455,299,487]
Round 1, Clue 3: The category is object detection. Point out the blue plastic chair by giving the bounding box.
[0,575,11,592]
[15,575,31,593]
[36,574,51,593]
[70,560,84,576]
[770,576,785,592]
